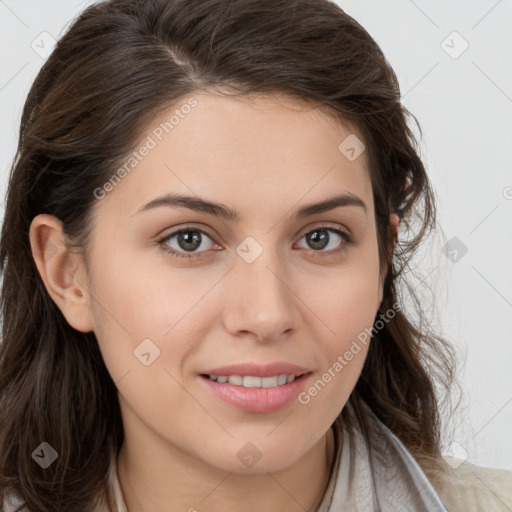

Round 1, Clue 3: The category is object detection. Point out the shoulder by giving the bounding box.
[432,457,512,512]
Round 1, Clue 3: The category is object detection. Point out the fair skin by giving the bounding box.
[29,92,399,512]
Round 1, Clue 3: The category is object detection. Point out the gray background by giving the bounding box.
[1,0,511,472]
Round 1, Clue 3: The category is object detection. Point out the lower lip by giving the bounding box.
[199,374,311,413]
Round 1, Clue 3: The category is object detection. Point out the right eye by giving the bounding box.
[157,227,221,259]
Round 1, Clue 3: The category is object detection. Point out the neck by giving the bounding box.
[117,422,337,512]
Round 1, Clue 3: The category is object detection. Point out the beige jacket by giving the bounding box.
[432,456,512,511]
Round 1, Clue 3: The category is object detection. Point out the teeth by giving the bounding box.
[243,376,261,387]
[261,376,278,388]
[277,374,287,385]
[208,373,298,388]
[228,375,243,385]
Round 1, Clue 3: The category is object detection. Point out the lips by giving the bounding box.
[198,362,312,413]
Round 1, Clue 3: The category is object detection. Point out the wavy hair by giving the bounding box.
[0,0,458,510]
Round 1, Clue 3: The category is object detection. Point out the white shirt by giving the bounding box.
[316,402,447,510]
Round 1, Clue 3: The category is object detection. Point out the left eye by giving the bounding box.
[295,227,348,253]
[158,226,351,260]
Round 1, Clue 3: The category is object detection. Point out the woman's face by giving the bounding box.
[78,92,391,473]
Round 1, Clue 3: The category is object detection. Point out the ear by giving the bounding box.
[28,214,95,333]
[389,212,400,248]
[377,213,400,305]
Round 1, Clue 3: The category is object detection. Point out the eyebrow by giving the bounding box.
[134,192,367,221]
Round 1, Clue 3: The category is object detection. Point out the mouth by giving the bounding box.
[198,362,312,413]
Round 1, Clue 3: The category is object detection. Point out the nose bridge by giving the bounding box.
[224,234,296,340]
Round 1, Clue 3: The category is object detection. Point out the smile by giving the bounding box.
[206,374,296,387]
[199,370,311,413]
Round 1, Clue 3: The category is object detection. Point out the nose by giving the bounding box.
[222,248,298,343]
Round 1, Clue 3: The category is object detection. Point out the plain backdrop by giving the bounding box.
[1,0,511,472]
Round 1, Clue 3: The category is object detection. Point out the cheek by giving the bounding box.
[300,245,380,403]
[313,245,381,340]
[298,286,376,427]
[323,275,379,348]
[87,245,216,379]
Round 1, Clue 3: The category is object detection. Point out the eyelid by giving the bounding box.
[158,223,216,240]
[295,221,351,238]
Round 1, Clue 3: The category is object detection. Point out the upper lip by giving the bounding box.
[200,362,310,378]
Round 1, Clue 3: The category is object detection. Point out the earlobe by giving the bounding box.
[29,214,95,333]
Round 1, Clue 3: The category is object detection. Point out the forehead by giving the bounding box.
[97,91,373,220]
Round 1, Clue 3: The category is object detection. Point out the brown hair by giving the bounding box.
[0,0,458,510]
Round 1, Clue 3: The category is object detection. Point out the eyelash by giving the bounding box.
[157,225,353,261]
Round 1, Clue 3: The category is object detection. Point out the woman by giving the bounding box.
[0,0,511,511]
